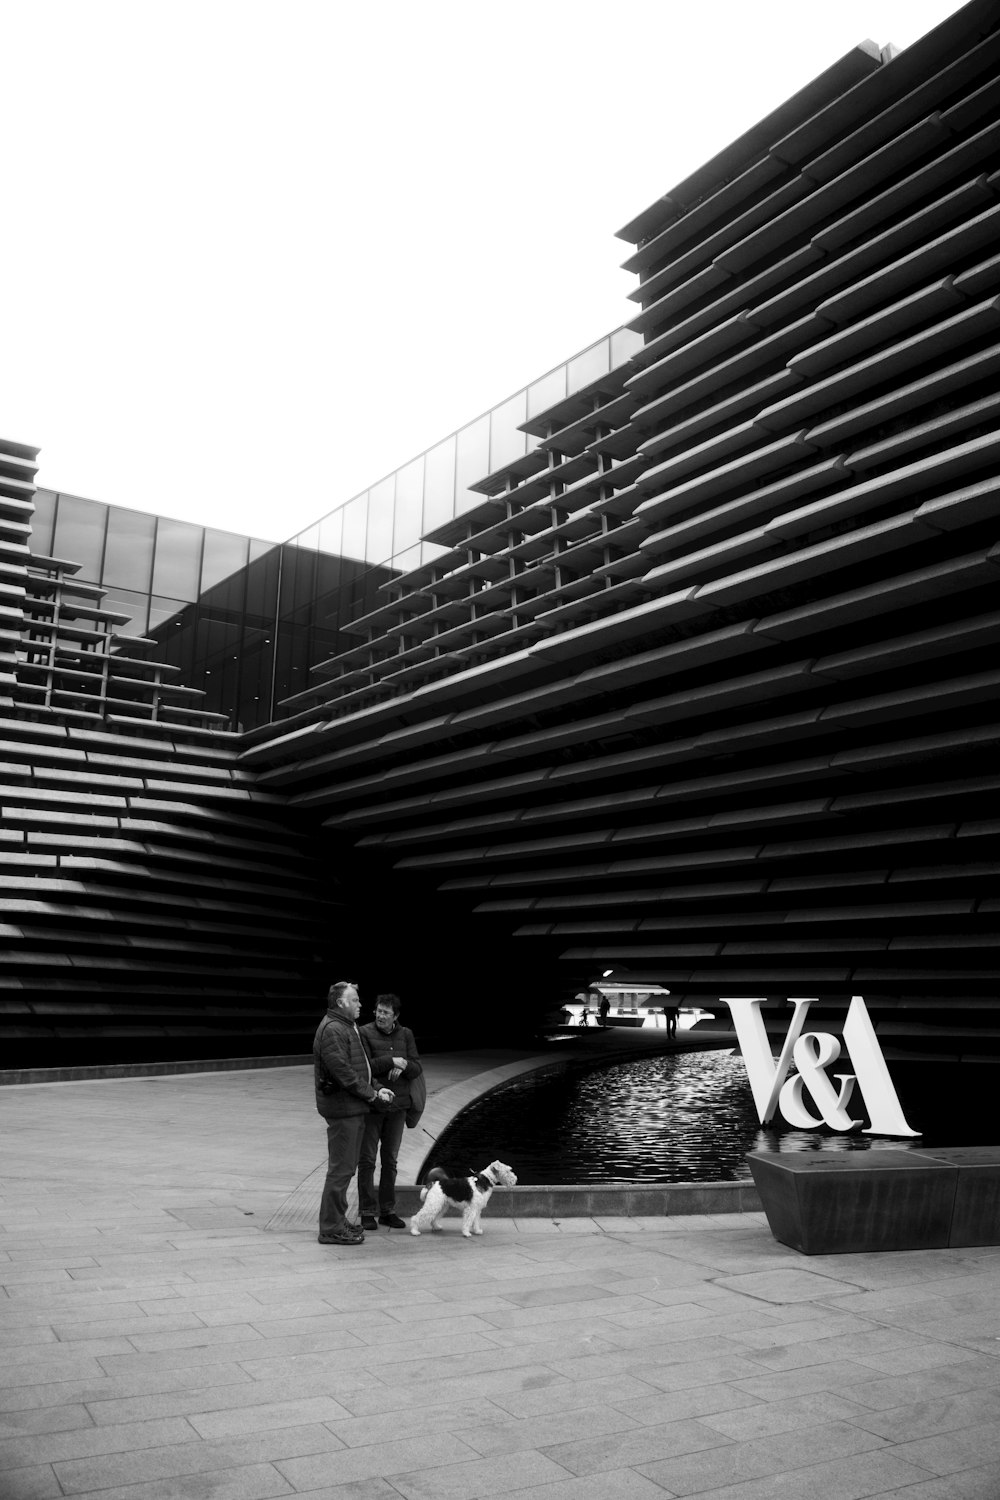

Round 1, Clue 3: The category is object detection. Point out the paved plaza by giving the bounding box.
[2,1057,1000,1499]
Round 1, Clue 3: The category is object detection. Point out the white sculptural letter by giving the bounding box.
[724,995,919,1137]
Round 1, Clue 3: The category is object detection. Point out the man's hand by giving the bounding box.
[391,1056,407,1070]
[376,1087,394,1104]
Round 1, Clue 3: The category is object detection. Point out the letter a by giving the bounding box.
[842,995,920,1137]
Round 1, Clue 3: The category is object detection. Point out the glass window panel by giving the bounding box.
[391,543,421,575]
[567,338,611,395]
[249,538,274,564]
[148,595,188,631]
[151,518,203,600]
[394,457,424,557]
[489,391,527,472]
[293,524,320,552]
[455,415,490,513]
[244,546,280,619]
[232,626,274,730]
[423,437,455,533]
[611,325,644,367]
[277,540,317,624]
[341,494,368,562]
[421,540,449,565]
[200,568,247,614]
[29,489,56,556]
[454,485,485,520]
[103,507,156,591]
[527,366,566,420]
[317,507,344,557]
[201,529,250,592]
[312,552,345,618]
[52,493,107,581]
[366,476,395,564]
[100,587,149,635]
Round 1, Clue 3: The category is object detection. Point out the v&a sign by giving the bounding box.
[723,995,919,1138]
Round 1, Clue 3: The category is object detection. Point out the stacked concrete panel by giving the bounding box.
[244,0,1000,1064]
[0,438,38,708]
[0,713,340,1066]
[0,464,336,1067]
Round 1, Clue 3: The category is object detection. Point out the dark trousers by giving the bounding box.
[359,1109,405,1216]
[319,1115,366,1236]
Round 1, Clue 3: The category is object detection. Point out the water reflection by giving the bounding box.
[422,1049,926,1185]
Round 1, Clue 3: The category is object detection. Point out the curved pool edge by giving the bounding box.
[398,1029,747,1200]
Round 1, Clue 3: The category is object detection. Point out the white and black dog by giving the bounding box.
[409,1160,517,1238]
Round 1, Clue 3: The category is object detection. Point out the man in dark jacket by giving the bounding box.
[358,992,423,1230]
[314,981,394,1246]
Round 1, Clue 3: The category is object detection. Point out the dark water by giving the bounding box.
[421,1049,993,1185]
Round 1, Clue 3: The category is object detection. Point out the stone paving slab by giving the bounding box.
[2,1062,1000,1498]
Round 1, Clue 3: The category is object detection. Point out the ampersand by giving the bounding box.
[778,1030,862,1131]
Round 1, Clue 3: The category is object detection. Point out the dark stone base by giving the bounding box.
[393,1179,762,1218]
[748,1146,1000,1255]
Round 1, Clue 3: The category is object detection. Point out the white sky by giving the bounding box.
[4,0,971,544]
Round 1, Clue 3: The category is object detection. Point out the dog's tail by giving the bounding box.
[419,1165,448,1204]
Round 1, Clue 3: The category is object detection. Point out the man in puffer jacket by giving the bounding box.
[358,992,423,1230]
[314,981,394,1246]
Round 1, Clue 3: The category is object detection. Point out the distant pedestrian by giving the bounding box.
[665,1004,679,1040]
[598,992,611,1028]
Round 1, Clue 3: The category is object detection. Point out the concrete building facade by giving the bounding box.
[3,0,1000,1095]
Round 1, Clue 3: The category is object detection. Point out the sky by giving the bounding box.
[3,0,972,544]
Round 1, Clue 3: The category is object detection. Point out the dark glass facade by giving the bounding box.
[30,329,640,729]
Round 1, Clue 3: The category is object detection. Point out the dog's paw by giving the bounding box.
[473,1225,483,1234]
[409,1224,420,1236]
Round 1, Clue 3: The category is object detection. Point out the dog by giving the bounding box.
[409,1160,517,1237]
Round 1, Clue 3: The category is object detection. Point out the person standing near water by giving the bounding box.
[358,992,422,1230]
[314,981,394,1246]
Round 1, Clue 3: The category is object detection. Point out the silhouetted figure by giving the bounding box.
[665,1004,679,1040]
[598,993,611,1028]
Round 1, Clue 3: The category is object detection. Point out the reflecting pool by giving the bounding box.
[420,1049,944,1184]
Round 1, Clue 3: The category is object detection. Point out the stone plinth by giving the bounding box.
[916,1146,1000,1247]
[747,1149,960,1255]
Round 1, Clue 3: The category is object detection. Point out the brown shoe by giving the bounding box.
[318,1229,365,1245]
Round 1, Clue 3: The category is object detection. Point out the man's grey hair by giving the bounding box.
[327,980,356,1007]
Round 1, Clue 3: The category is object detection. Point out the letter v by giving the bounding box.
[724,998,816,1124]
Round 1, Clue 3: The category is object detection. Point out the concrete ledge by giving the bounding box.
[0,1055,311,1086]
[423,1180,763,1218]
